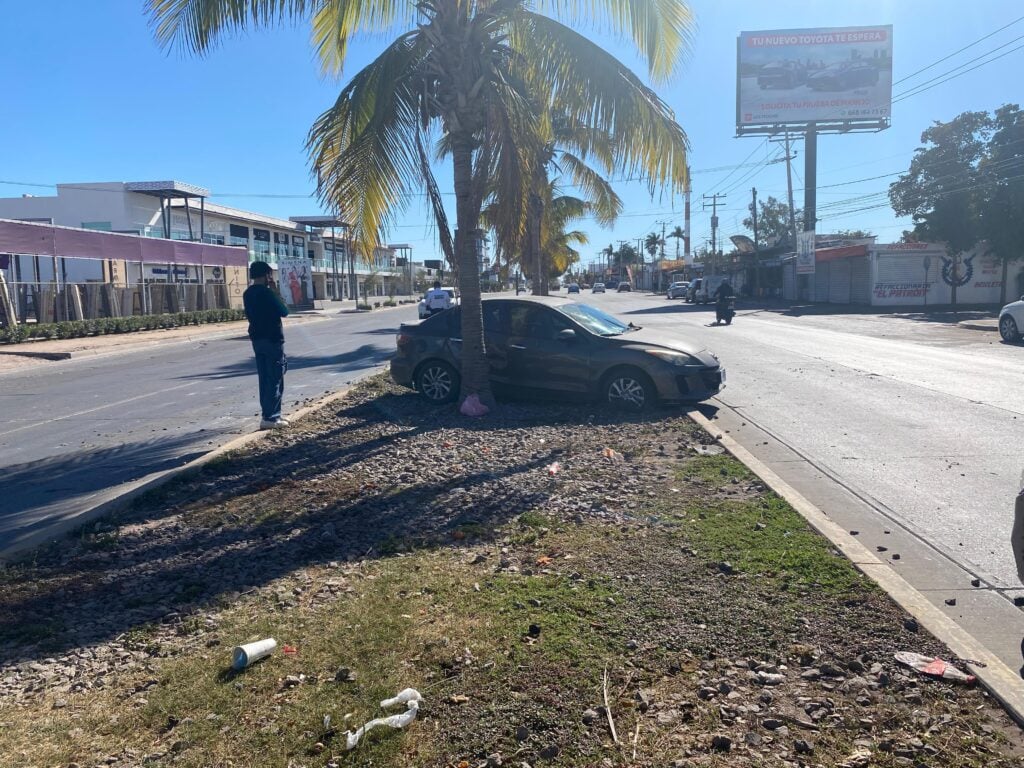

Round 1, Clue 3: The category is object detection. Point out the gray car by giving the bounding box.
[390,296,724,410]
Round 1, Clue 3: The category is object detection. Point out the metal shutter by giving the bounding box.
[828,258,852,303]
[813,261,829,302]
[783,262,796,300]
[850,257,870,304]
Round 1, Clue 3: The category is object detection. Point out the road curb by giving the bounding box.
[0,369,388,563]
[688,409,1024,727]
[957,320,999,332]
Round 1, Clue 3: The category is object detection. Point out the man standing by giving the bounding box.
[243,261,290,429]
[424,280,452,316]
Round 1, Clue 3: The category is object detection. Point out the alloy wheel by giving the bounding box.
[1000,315,1020,342]
[607,375,647,410]
[421,364,454,401]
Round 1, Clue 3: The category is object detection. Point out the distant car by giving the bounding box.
[691,275,731,305]
[417,286,457,319]
[685,278,702,303]
[592,283,606,293]
[807,61,879,92]
[757,61,806,90]
[390,296,725,410]
[667,281,690,299]
[617,282,632,292]
[999,295,1024,342]
[567,283,580,294]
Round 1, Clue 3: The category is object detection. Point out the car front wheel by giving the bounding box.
[416,360,460,403]
[1000,315,1020,342]
[602,368,655,411]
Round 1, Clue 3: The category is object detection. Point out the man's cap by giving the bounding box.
[249,261,272,279]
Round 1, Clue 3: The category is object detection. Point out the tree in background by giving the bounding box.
[668,225,686,260]
[833,229,875,239]
[644,231,664,261]
[979,104,1024,304]
[743,196,802,248]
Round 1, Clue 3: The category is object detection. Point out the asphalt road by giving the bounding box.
[583,290,1024,670]
[0,306,419,554]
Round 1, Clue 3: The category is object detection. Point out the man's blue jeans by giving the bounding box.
[252,339,287,421]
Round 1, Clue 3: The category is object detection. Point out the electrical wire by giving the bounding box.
[892,14,1024,86]
[892,38,1024,104]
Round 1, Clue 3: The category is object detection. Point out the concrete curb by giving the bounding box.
[957,320,999,332]
[688,409,1024,727]
[0,368,387,562]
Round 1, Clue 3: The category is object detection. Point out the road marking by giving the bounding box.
[0,382,197,437]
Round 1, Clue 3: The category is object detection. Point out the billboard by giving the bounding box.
[796,231,816,275]
[278,258,314,310]
[737,25,892,127]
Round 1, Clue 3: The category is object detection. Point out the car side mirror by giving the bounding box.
[1020,295,1024,303]
[556,328,577,342]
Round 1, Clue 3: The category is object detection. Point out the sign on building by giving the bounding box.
[737,25,892,129]
[277,258,315,310]
[796,231,816,275]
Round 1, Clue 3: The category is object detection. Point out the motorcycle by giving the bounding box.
[715,297,735,325]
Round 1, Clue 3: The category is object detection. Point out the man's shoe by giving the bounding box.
[259,418,290,430]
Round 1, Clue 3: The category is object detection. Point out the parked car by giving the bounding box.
[757,61,806,90]
[806,61,879,92]
[690,275,730,304]
[999,295,1024,342]
[592,283,606,293]
[567,283,580,294]
[390,296,725,410]
[684,278,702,303]
[667,281,690,299]
[616,282,632,292]
[417,286,458,319]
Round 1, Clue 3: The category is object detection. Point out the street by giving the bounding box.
[0,306,419,555]
[583,289,1024,671]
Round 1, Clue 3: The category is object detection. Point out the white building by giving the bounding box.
[0,180,405,301]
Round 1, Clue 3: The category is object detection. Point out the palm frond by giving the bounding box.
[557,152,621,224]
[307,31,424,258]
[534,0,695,82]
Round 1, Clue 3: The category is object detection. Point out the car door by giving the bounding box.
[440,304,508,383]
[505,303,591,394]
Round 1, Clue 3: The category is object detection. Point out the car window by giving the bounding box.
[556,303,630,336]
[482,302,503,333]
[508,305,569,340]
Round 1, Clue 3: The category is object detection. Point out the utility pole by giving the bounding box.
[784,132,797,248]
[751,187,760,296]
[702,193,726,273]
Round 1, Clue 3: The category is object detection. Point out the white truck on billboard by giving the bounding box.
[737,25,893,127]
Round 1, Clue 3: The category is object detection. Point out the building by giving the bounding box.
[0,180,407,305]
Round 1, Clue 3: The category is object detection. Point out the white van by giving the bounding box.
[692,275,730,304]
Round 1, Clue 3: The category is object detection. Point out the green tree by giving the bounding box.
[979,104,1024,304]
[614,242,640,266]
[644,231,663,261]
[668,225,686,260]
[889,110,992,308]
[148,0,693,410]
[743,195,801,247]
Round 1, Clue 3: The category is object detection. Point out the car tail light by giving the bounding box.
[396,332,414,351]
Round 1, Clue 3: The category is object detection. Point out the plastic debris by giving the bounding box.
[232,638,277,670]
[460,394,489,417]
[282,644,298,656]
[344,688,422,750]
[894,651,976,684]
[547,462,561,475]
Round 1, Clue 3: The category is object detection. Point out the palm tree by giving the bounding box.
[668,225,686,260]
[148,0,694,411]
[644,232,663,261]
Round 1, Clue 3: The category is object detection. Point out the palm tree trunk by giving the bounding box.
[452,138,494,410]
[528,192,545,296]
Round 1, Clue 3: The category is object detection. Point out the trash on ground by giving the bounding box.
[602,447,624,461]
[460,394,489,417]
[894,651,976,684]
[694,444,724,456]
[344,688,423,750]
[232,638,277,670]
[282,644,298,656]
[547,462,561,475]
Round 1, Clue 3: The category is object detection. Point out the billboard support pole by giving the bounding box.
[804,123,818,234]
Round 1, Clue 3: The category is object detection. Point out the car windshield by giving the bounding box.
[556,302,631,336]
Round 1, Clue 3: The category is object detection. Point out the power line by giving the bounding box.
[893,14,1024,86]
[893,39,1024,105]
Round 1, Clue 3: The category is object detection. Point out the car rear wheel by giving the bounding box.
[416,360,460,403]
[1000,315,1020,342]
[602,368,655,412]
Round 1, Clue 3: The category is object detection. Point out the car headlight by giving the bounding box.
[644,349,699,367]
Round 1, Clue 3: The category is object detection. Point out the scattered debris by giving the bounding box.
[894,652,976,684]
[344,688,422,750]
[232,638,277,670]
[546,462,561,476]
[602,447,624,462]
[602,668,619,744]
[459,394,489,417]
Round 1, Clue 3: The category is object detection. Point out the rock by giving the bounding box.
[527,624,541,638]
[710,734,732,752]
[794,739,814,754]
[762,718,783,730]
[656,709,682,726]
[528,598,542,608]
[944,597,957,606]
[757,672,785,686]
[582,709,599,725]
[718,561,734,575]
[538,744,560,760]
[515,725,530,741]
[334,667,357,683]
[903,617,919,632]
[487,753,503,767]
[744,732,762,747]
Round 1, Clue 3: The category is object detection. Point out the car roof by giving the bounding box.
[482,294,576,308]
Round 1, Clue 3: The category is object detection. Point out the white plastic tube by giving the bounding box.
[345,688,423,750]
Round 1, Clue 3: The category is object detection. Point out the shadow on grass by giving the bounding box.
[0,386,681,664]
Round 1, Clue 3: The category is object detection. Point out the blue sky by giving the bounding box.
[1,1,1021,270]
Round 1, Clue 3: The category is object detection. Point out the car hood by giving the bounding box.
[612,327,719,365]
[1000,300,1024,313]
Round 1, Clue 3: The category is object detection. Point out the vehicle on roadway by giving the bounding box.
[667,281,690,299]
[418,286,458,319]
[616,282,632,292]
[567,283,580,294]
[999,295,1024,342]
[390,296,725,411]
[592,283,606,293]
[690,275,730,304]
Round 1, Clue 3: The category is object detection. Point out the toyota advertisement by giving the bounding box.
[737,25,893,128]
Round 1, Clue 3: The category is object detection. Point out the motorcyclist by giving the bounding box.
[713,279,735,324]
